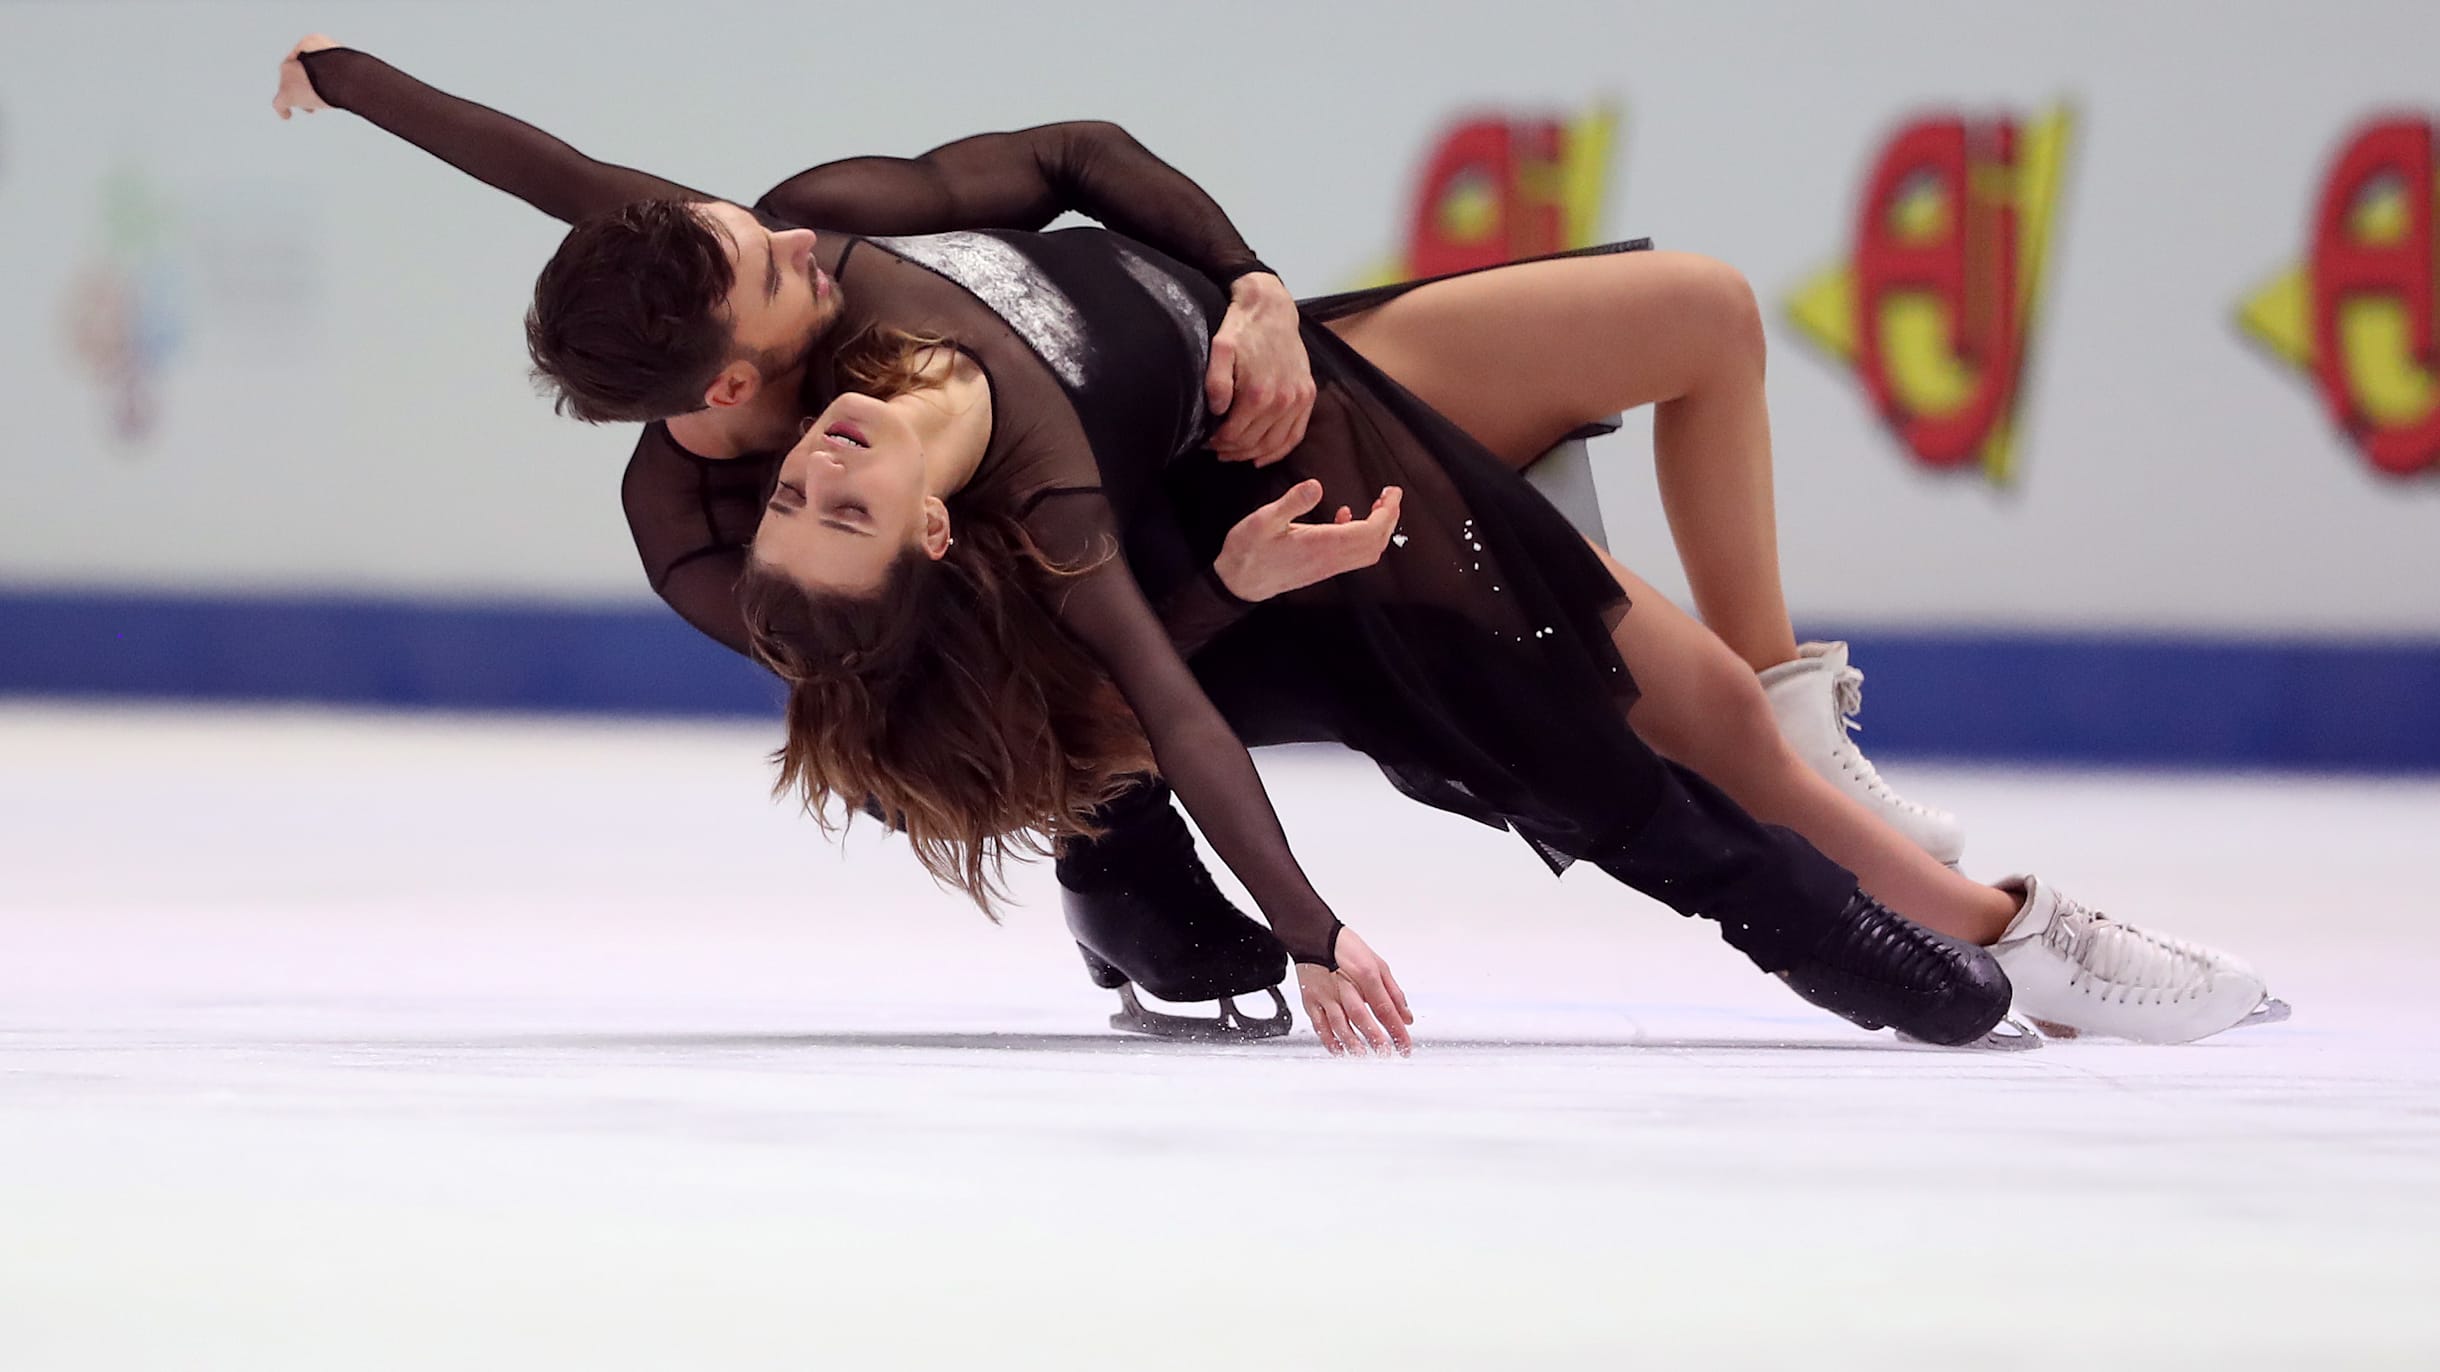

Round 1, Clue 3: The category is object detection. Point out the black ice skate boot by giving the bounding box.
[1586,761,2022,1049]
[1055,780,1293,1043]
[1779,891,2017,1047]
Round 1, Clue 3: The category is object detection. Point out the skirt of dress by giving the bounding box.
[1158,242,1672,871]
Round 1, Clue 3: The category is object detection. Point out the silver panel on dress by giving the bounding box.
[1111,242,1214,449]
[870,232,1092,389]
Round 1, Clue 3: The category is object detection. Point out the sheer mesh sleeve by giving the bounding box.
[1024,491,1339,960]
[753,123,1272,285]
[649,549,752,658]
[1156,566,1255,660]
[296,47,713,224]
[621,431,781,660]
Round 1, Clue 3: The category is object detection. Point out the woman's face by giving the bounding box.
[754,392,943,595]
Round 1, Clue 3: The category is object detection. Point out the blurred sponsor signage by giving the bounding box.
[1789,106,2074,486]
[2239,115,2440,478]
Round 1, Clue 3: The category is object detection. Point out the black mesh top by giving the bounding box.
[298,48,1343,956]
[297,47,1261,660]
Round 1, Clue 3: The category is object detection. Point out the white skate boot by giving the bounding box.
[1988,875,2287,1043]
[1762,641,1964,866]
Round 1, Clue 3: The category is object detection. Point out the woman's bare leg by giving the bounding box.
[1586,543,2016,944]
[1325,250,1800,673]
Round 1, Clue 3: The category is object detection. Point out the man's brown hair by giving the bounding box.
[523,200,736,424]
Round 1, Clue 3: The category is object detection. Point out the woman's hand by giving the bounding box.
[1205,273,1314,467]
[1215,480,1402,601]
[1295,927,1414,1056]
[272,34,342,119]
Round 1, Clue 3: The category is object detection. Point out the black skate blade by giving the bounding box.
[1108,984,1293,1044]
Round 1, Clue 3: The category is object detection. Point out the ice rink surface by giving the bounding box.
[3,704,2435,1369]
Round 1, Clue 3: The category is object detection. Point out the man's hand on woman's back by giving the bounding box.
[1206,273,1315,466]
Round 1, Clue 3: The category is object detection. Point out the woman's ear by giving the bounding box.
[919,496,954,561]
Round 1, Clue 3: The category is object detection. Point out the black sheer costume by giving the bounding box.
[297,49,1863,975]
[945,233,1862,971]
[295,48,1260,662]
[297,45,1327,937]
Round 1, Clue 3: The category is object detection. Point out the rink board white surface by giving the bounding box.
[2,706,2436,1369]
[4,1,2436,632]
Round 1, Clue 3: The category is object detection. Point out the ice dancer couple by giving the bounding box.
[275,36,2283,1054]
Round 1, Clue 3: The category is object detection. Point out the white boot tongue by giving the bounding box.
[1996,875,2060,942]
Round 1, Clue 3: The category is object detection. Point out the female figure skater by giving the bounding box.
[733,237,2271,1052]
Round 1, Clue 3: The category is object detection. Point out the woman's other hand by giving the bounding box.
[1215,480,1402,601]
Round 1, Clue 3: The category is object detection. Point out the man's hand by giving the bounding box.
[1214,480,1403,602]
[1205,273,1314,467]
[272,34,342,120]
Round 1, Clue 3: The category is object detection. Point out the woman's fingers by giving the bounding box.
[1298,958,1413,1056]
[1355,973,1414,1052]
[1297,970,1350,1055]
[1382,963,1414,1026]
[1315,994,1360,1056]
[1260,478,1325,523]
[1354,488,1404,561]
[1346,971,1405,1044]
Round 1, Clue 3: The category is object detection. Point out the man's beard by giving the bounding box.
[747,331,822,385]
[750,293,844,383]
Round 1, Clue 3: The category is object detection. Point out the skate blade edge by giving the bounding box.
[1896,1013,2043,1052]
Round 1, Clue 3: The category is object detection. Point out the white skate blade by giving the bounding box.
[2235,996,2292,1030]
[2025,996,2289,1043]
[1896,1013,2043,1052]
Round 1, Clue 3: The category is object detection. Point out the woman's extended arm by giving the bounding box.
[1025,491,1410,1051]
[282,39,714,225]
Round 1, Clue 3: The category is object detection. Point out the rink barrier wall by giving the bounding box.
[4,588,2436,773]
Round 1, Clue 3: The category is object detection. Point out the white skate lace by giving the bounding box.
[2047,900,2218,1004]
[1824,656,1935,818]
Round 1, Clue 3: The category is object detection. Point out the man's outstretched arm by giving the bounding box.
[757,124,1314,464]
[277,36,713,225]
[753,123,1271,285]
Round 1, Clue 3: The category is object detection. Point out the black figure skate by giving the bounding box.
[1056,783,1293,1043]
[1781,891,2027,1049]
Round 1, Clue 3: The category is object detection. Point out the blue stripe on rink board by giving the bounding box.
[0,588,779,719]
[3,588,2436,772]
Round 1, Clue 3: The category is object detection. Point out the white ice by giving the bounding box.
[3,704,2435,1369]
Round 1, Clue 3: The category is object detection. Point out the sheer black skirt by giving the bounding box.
[1157,260,1665,870]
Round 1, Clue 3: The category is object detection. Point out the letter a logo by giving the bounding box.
[2239,116,2440,478]
[1788,106,2074,486]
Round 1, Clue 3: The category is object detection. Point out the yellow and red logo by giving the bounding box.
[1352,106,1619,287]
[2239,116,2440,478]
[1789,106,2074,485]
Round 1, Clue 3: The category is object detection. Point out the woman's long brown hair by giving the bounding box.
[740,327,1154,910]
